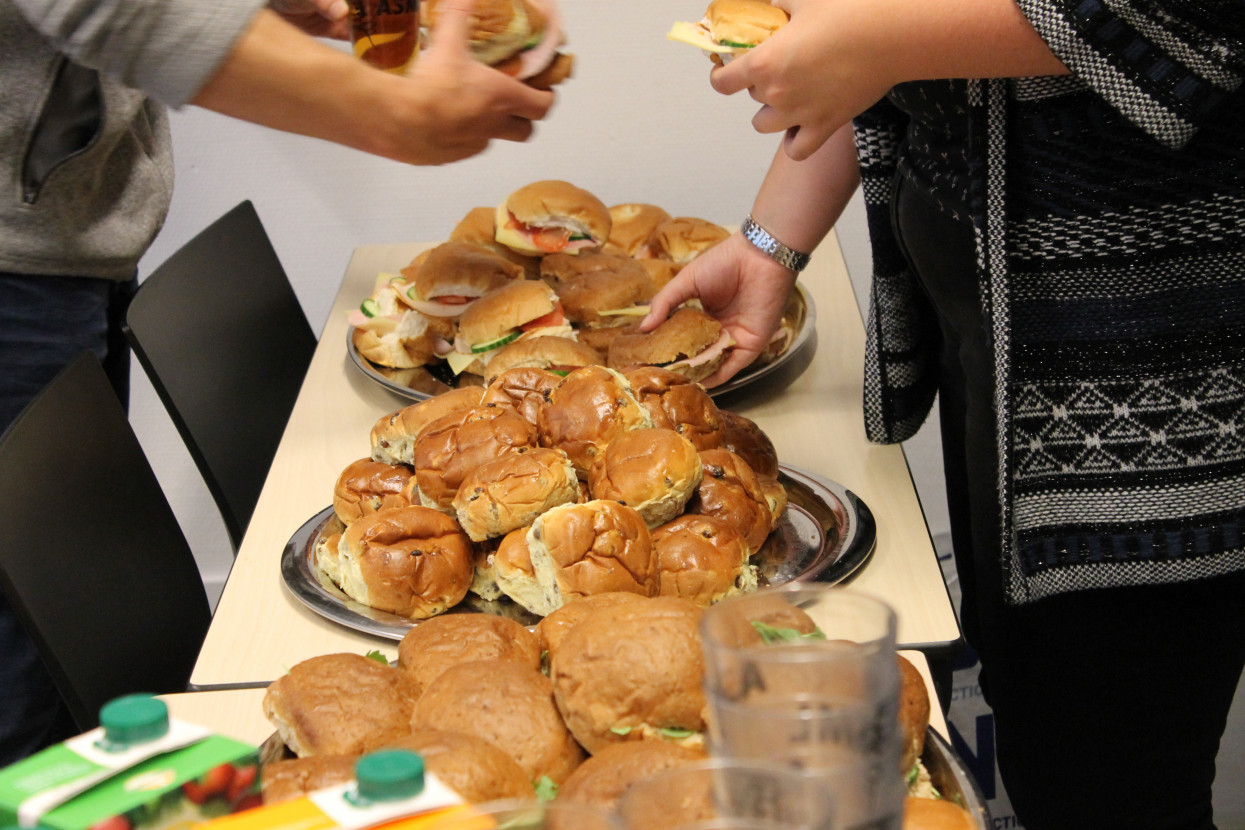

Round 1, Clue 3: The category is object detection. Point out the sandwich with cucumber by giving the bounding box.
[667,0,789,63]
[494,179,612,257]
[449,279,573,376]
[422,0,574,89]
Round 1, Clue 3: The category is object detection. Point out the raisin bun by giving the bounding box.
[413,403,538,513]
[370,387,484,466]
[717,408,780,478]
[384,730,534,803]
[397,613,542,697]
[411,658,586,784]
[332,458,414,526]
[519,500,659,617]
[550,596,708,754]
[452,446,580,542]
[537,365,652,477]
[651,514,754,607]
[685,448,773,556]
[480,366,561,427]
[586,428,702,528]
[262,653,418,757]
[336,505,474,619]
[624,365,725,451]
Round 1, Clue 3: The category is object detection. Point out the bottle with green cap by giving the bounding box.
[95,695,169,753]
[347,750,425,806]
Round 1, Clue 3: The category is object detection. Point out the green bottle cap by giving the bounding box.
[354,750,425,802]
[98,695,169,748]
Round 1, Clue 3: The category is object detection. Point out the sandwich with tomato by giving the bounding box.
[398,241,524,318]
[495,180,612,257]
[448,279,573,376]
[667,0,788,63]
[422,0,574,89]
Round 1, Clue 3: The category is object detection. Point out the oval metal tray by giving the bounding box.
[280,464,874,641]
[347,284,816,401]
[924,728,993,828]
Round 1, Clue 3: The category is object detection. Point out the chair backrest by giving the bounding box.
[124,201,317,550]
[0,352,211,729]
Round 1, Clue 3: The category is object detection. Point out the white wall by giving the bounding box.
[126,2,1244,825]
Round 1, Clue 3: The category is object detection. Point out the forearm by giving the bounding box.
[749,124,861,254]
[192,10,406,159]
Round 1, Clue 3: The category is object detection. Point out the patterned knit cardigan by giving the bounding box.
[854,1,1245,604]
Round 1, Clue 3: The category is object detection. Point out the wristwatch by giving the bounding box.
[740,215,811,273]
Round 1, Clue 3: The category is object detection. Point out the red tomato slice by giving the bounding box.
[521,302,565,331]
[529,226,571,253]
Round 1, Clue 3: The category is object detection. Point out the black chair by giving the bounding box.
[124,201,317,550]
[0,352,211,729]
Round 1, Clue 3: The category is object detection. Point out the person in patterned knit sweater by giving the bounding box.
[643,2,1245,828]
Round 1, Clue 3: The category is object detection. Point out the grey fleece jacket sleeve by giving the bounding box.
[12,0,267,107]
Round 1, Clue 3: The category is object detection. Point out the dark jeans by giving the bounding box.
[891,175,1245,830]
[0,272,136,766]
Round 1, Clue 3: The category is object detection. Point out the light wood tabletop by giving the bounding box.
[189,232,961,689]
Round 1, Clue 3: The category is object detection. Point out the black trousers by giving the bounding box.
[891,174,1245,830]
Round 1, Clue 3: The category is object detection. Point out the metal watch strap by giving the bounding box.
[740,215,811,273]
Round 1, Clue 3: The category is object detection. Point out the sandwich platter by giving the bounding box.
[280,464,874,641]
[347,283,816,402]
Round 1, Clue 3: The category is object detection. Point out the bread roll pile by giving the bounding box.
[257,596,971,826]
[318,363,789,622]
[348,179,793,387]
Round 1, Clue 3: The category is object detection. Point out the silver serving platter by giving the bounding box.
[346,284,816,401]
[924,728,993,828]
[280,464,875,641]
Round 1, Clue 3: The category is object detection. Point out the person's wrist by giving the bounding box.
[740,215,811,273]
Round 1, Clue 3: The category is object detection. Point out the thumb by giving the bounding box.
[426,0,475,53]
[641,275,695,331]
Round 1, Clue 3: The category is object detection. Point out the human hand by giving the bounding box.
[389,0,555,164]
[640,234,798,387]
[710,0,895,160]
[269,0,350,39]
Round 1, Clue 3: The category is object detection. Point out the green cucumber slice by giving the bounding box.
[719,39,755,48]
[470,330,521,354]
[360,298,381,318]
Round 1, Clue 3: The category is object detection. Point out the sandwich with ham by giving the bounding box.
[448,279,573,376]
[667,0,789,63]
[495,180,612,257]
[422,0,574,89]
[607,307,735,383]
[397,241,523,318]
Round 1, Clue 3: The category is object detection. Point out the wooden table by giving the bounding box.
[190,233,961,689]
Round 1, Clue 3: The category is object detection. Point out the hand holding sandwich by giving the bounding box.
[708,0,1067,160]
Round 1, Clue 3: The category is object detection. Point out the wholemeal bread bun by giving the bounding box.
[625,366,725,451]
[651,514,752,607]
[685,448,773,555]
[519,500,659,617]
[450,206,542,278]
[637,258,679,293]
[413,403,538,512]
[332,458,415,526]
[336,505,475,619]
[261,755,357,803]
[902,797,977,830]
[550,596,708,754]
[262,653,419,757]
[898,653,932,774]
[577,323,633,355]
[370,387,485,466]
[452,280,568,375]
[398,241,524,318]
[534,591,650,662]
[352,311,455,370]
[643,217,730,265]
[538,365,652,476]
[452,446,580,541]
[543,254,654,329]
[586,428,702,528]
[397,613,542,697]
[411,658,586,784]
[384,730,534,803]
[422,0,574,88]
[717,409,780,478]
[495,180,611,256]
[557,740,708,812]
[479,366,561,426]
[482,337,604,384]
[607,203,673,258]
[607,307,733,383]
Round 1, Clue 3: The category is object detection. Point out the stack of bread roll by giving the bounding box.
[258,595,974,827]
[349,179,791,387]
[318,363,789,622]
